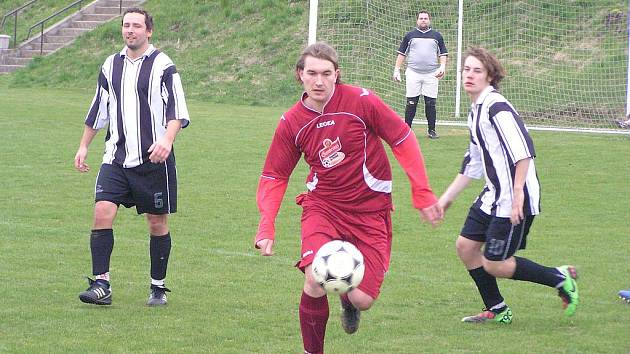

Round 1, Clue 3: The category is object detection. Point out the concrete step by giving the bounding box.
[43,34,75,43]
[23,42,67,51]
[56,27,91,36]
[18,49,55,58]
[2,56,31,65]
[102,0,144,7]
[79,13,117,22]
[92,6,124,15]
[71,20,103,29]
[0,64,25,73]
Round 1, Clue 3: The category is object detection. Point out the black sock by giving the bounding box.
[404,96,419,127]
[468,266,504,309]
[424,96,436,131]
[90,229,114,275]
[150,233,172,281]
[511,256,565,288]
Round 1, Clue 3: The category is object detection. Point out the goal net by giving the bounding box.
[314,0,628,132]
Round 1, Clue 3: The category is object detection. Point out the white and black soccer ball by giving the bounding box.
[311,240,365,294]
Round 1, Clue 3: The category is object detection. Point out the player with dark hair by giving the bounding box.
[255,41,442,353]
[394,10,448,139]
[438,47,579,323]
[74,7,190,306]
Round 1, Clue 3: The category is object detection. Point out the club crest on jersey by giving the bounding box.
[319,137,345,168]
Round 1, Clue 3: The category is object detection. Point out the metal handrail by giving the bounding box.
[26,0,86,54]
[0,0,38,49]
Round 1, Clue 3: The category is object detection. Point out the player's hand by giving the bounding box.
[437,194,453,213]
[148,138,173,164]
[510,188,525,225]
[393,67,401,82]
[435,65,445,79]
[74,146,90,172]
[256,239,274,256]
[419,202,443,227]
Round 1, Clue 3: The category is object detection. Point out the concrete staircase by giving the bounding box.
[0,0,145,74]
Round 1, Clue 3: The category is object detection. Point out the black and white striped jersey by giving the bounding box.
[460,86,541,217]
[85,45,190,168]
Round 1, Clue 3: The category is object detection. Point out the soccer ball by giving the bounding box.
[311,240,365,294]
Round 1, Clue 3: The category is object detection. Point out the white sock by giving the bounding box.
[151,278,165,287]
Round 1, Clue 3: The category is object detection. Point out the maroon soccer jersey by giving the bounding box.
[261,84,410,212]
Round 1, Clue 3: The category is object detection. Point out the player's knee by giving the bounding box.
[303,278,327,297]
[146,214,168,235]
[424,96,436,107]
[349,289,374,311]
[455,236,478,257]
[406,96,419,107]
[93,201,117,228]
[482,259,509,277]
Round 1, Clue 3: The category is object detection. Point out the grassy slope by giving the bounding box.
[2,0,308,107]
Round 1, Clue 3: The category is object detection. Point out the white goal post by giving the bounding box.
[309,0,630,133]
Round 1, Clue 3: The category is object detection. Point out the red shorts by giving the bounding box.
[295,194,393,299]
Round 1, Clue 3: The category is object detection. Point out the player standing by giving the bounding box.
[393,10,448,139]
[438,47,578,323]
[74,8,190,306]
[255,42,442,353]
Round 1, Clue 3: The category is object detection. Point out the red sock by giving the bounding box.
[299,291,329,354]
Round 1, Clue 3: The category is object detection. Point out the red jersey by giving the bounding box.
[261,84,410,212]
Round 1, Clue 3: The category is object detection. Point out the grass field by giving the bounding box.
[1,85,629,353]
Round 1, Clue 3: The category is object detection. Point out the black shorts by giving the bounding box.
[94,154,177,215]
[460,205,534,261]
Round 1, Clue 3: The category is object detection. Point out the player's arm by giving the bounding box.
[439,140,482,212]
[74,125,99,172]
[438,173,472,211]
[76,67,110,173]
[391,132,442,226]
[255,117,300,256]
[255,175,289,256]
[436,54,447,79]
[510,157,531,225]
[393,54,405,82]
[148,119,182,164]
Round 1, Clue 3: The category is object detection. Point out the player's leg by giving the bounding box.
[422,73,439,139]
[131,154,178,306]
[482,215,578,316]
[145,213,172,306]
[297,205,336,354]
[458,206,510,323]
[339,208,391,334]
[79,163,130,305]
[404,96,420,127]
[404,68,422,127]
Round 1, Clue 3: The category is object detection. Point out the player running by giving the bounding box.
[254,42,441,353]
[438,47,579,324]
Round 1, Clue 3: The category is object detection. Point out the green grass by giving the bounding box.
[1,85,629,353]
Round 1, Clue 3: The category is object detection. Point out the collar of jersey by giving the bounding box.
[300,84,337,114]
[473,85,496,106]
[119,44,156,60]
